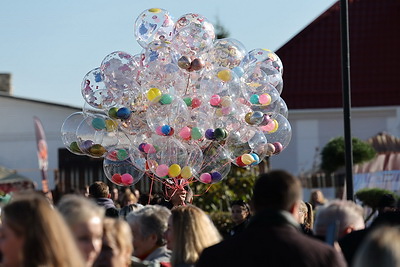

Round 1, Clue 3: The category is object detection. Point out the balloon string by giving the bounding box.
[185,73,190,95]
[148,174,155,205]
[193,184,213,197]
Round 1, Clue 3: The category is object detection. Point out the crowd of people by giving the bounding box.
[0,171,399,267]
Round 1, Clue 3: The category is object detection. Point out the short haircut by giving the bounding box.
[252,170,302,212]
[126,205,171,246]
[57,194,105,228]
[230,200,251,214]
[89,181,109,198]
[314,200,365,237]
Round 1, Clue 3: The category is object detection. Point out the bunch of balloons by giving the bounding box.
[61,8,291,188]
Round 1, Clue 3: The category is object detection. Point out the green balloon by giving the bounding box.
[117,149,128,160]
[214,128,227,141]
[92,118,106,130]
[70,141,82,153]
[191,127,202,140]
[183,97,192,107]
[160,94,173,105]
[89,144,106,157]
[108,107,119,119]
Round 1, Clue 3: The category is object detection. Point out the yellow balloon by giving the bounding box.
[215,108,223,117]
[268,119,279,133]
[105,120,118,132]
[148,8,161,13]
[147,88,162,102]
[220,96,232,107]
[245,112,253,124]
[217,69,232,82]
[181,166,193,179]
[241,154,255,165]
[169,164,181,178]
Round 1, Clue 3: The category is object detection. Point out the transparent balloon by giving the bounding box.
[82,89,120,114]
[81,67,106,104]
[100,51,140,91]
[241,48,283,75]
[75,114,119,158]
[224,125,267,167]
[206,38,246,69]
[146,93,190,136]
[259,113,292,156]
[61,112,86,155]
[194,142,231,184]
[146,137,203,179]
[134,8,174,48]
[103,155,145,186]
[139,40,186,92]
[171,13,215,57]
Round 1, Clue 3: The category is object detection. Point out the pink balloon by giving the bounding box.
[156,126,163,136]
[156,164,169,177]
[121,173,134,185]
[210,94,221,106]
[144,143,156,153]
[179,126,191,140]
[259,94,272,105]
[260,119,275,132]
[200,173,212,183]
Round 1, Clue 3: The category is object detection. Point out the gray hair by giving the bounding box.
[314,199,365,237]
[126,205,171,246]
[57,194,105,227]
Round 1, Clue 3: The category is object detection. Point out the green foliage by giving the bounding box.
[355,188,398,209]
[192,165,257,212]
[209,211,233,239]
[320,136,376,173]
[214,17,230,39]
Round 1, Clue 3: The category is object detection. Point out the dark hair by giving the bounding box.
[378,194,396,209]
[89,181,109,198]
[252,170,301,212]
[230,200,251,214]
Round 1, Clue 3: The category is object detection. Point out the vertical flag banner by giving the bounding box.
[33,116,50,196]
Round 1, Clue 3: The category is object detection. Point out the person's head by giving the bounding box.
[120,191,137,207]
[89,181,110,199]
[126,205,171,260]
[58,194,105,267]
[353,226,400,267]
[310,190,326,208]
[230,200,251,225]
[252,170,302,218]
[163,179,191,207]
[93,218,133,267]
[0,192,85,267]
[378,193,397,215]
[165,205,222,266]
[314,199,365,239]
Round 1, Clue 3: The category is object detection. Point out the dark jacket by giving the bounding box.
[95,197,119,218]
[197,209,346,267]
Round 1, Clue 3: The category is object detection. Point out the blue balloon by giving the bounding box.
[161,125,171,135]
[117,107,131,120]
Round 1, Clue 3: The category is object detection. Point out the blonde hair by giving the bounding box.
[1,192,85,267]
[170,205,222,266]
[96,218,133,267]
[353,226,400,267]
[57,194,105,227]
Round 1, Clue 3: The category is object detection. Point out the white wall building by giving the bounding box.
[0,90,79,189]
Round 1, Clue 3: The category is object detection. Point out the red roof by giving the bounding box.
[276,0,400,109]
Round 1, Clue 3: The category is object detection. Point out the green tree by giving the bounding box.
[355,188,398,222]
[320,136,376,173]
[192,164,259,212]
[214,17,230,39]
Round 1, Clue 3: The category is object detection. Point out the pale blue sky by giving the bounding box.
[0,0,337,107]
